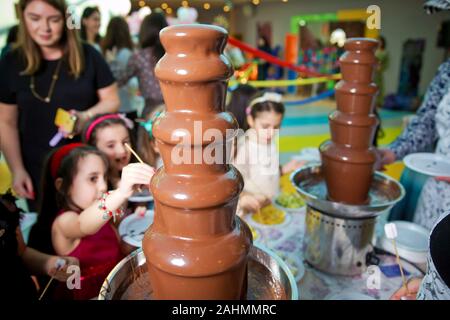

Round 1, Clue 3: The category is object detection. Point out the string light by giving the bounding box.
[282,0,288,2]
[166,7,173,14]
[203,3,211,10]
[252,0,260,5]
[223,5,230,12]
[161,3,168,9]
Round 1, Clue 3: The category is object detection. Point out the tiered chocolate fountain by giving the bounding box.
[292,38,405,276]
[321,39,379,205]
[99,25,298,300]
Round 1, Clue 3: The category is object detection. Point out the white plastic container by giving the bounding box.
[378,221,429,265]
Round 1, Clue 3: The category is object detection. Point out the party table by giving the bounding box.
[243,207,425,300]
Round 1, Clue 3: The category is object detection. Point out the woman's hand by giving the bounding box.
[12,168,34,199]
[375,148,396,171]
[46,256,80,282]
[118,163,155,199]
[70,109,92,135]
[282,159,306,175]
[105,48,117,63]
[389,277,423,300]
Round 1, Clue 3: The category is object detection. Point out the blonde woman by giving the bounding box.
[0,0,120,209]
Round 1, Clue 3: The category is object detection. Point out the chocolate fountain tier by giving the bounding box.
[335,81,378,115]
[329,111,379,148]
[98,245,299,300]
[320,141,377,205]
[291,164,405,219]
[339,38,379,84]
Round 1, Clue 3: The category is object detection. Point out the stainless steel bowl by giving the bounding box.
[290,164,405,219]
[98,243,299,300]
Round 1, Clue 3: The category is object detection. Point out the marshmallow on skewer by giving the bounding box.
[384,223,398,239]
[55,258,66,270]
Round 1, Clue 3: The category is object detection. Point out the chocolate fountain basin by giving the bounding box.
[291,164,405,219]
[291,164,405,275]
[98,244,298,300]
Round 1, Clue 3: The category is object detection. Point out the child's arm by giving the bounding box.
[54,163,154,238]
[17,227,79,281]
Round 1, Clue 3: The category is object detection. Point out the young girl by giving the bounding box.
[102,17,138,122]
[28,143,154,300]
[82,113,135,188]
[137,104,164,169]
[232,92,303,215]
[109,12,168,115]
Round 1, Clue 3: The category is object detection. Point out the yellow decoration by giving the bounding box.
[229,74,341,88]
[0,159,12,195]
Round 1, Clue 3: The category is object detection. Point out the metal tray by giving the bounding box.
[98,244,299,300]
[291,165,405,219]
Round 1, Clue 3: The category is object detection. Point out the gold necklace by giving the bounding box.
[30,58,63,103]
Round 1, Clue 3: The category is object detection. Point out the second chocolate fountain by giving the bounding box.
[292,38,405,276]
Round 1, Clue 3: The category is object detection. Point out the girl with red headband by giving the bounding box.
[82,113,135,188]
[28,143,154,300]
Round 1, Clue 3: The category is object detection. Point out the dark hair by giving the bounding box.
[6,25,19,45]
[137,105,164,167]
[80,6,101,44]
[139,12,167,62]
[248,95,285,120]
[81,113,132,146]
[379,36,386,50]
[101,16,134,55]
[226,84,258,131]
[28,145,108,254]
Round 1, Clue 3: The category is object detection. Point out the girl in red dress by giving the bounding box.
[29,143,154,299]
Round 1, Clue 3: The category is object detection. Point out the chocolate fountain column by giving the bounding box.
[142,25,252,300]
[320,38,379,205]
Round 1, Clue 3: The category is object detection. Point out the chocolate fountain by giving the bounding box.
[292,38,405,276]
[99,25,298,300]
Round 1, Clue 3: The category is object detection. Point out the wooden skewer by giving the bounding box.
[38,259,66,301]
[124,142,145,164]
[124,143,147,193]
[392,239,410,296]
[38,276,55,300]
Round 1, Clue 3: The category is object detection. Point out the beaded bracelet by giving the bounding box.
[98,191,124,223]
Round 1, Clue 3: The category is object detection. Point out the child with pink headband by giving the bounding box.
[82,113,136,188]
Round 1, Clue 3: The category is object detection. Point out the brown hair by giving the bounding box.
[137,104,164,167]
[16,0,84,77]
[80,6,101,44]
[28,145,108,254]
[101,16,134,55]
[139,12,167,62]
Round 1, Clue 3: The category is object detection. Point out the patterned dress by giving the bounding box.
[110,47,164,115]
[417,211,450,300]
[389,59,450,230]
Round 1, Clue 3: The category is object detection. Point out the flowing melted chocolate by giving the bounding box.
[320,38,379,205]
[142,24,252,300]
